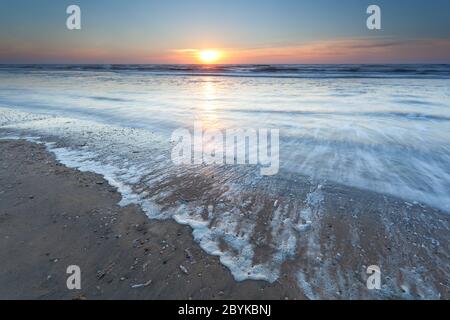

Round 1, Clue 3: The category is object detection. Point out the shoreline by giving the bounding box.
[0,138,448,299]
[0,140,302,299]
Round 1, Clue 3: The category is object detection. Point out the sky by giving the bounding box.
[1,0,450,64]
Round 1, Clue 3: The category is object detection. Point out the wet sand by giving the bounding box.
[0,139,448,300]
[0,140,301,300]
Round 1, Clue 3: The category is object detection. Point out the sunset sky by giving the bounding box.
[1,0,450,64]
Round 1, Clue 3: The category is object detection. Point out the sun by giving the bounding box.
[198,50,221,64]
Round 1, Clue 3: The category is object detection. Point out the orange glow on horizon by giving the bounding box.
[43,38,448,65]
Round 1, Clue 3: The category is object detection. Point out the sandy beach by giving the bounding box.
[0,139,302,299]
[0,139,448,299]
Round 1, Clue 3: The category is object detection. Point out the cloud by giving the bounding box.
[209,37,450,64]
[2,37,450,64]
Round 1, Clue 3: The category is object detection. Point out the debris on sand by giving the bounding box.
[131,279,152,289]
[179,265,189,275]
[97,262,115,280]
[184,248,195,263]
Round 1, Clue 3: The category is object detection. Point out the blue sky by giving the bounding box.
[1,0,449,63]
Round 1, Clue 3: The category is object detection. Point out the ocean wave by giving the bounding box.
[1,64,450,79]
[223,109,450,122]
